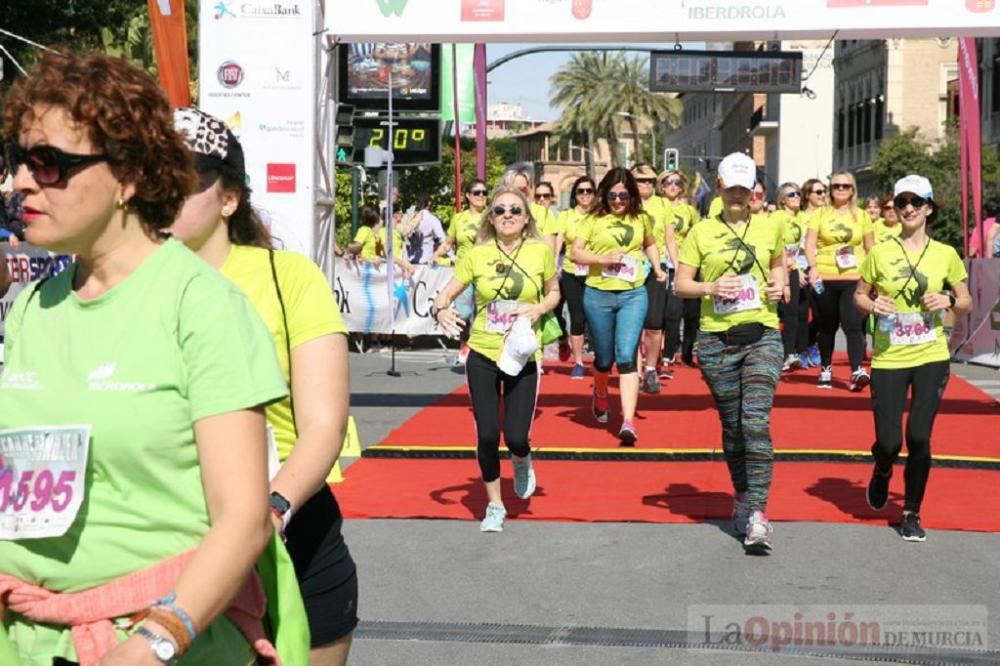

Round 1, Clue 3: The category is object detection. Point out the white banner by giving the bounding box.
[333,258,455,334]
[949,258,1000,368]
[330,0,1000,42]
[199,0,318,258]
[1,246,73,359]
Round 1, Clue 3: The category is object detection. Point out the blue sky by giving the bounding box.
[485,42,703,121]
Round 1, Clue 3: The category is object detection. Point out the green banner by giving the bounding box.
[440,44,475,123]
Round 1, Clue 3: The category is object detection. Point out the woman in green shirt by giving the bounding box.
[854,175,971,543]
[553,175,597,377]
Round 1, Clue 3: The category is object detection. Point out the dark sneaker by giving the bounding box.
[592,389,609,423]
[642,368,661,394]
[618,420,637,447]
[900,512,927,542]
[570,363,586,379]
[849,368,871,392]
[818,366,833,389]
[866,465,891,511]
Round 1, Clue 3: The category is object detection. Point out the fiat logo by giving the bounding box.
[217,61,244,88]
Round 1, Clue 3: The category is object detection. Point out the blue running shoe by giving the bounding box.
[570,363,586,379]
[512,454,536,499]
[807,345,821,368]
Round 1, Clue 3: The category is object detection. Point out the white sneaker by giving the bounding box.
[480,502,506,532]
[849,367,870,392]
[818,366,833,389]
[512,454,537,500]
[743,511,773,554]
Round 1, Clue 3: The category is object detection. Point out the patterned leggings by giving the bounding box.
[696,328,783,512]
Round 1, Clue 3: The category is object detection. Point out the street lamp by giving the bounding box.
[617,111,655,170]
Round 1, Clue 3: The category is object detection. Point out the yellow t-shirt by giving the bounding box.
[555,208,592,274]
[377,226,405,259]
[222,245,348,461]
[859,239,967,370]
[447,209,484,259]
[771,209,808,270]
[807,206,874,279]
[669,202,700,244]
[454,239,556,363]
[873,218,903,245]
[531,202,557,237]
[679,215,783,332]
[576,213,653,291]
[352,225,378,261]
[707,196,724,220]
[641,195,673,258]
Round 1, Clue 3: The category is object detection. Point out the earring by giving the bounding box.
[116,198,127,209]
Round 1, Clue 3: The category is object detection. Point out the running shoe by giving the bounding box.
[558,339,572,362]
[899,512,926,542]
[618,420,637,447]
[659,366,674,380]
[806,345,821,368]
[642,368,661,394]
[732,492,750,536]
[865,464,891,511]
[592,389,609,423]
[787,353,802,370]
[743,511,773,554]
[781,357,793,372]
[480,502,507,533]
[849,367,871,392]
[512,454,537,500]
[818,366,833,389]
[570,363,586,380]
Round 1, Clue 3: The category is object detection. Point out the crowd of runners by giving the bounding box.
[0,50,977,665]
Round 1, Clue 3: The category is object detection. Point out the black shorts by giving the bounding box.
[285,486,359,647]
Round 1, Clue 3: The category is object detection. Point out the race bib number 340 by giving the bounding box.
[0,426,91,540]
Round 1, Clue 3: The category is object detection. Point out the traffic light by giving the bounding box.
[663,148,679,172]
[335,104,356,164]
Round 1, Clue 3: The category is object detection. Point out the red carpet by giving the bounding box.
[337,458,1000,533]
[375,356,999,459]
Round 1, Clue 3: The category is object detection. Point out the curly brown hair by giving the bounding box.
[2,50,195,232]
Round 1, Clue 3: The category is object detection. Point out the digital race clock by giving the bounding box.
[352,117,441,166]
[649,50,804,94]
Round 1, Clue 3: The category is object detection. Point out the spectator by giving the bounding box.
[405,194,446,264]
[968,200,998,258]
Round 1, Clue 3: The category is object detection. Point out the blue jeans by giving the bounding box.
[582,285,649,374]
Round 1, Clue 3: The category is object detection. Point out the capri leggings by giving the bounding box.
[558,272,587,336]
[582,285,648,374]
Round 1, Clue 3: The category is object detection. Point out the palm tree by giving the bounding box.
[613,55,682,165]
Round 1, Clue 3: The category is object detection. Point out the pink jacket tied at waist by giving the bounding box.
[0,550,281,666]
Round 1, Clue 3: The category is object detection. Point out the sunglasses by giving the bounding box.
[882,204,895,211]
[492,204,524,216]
[893,195,928,209]
[535,193,553,200]
[469,189,488,196]
[195,169,220,193]
[831,183,854,191]
[607,192,631,202]
[752,192,765,200]
[636,179,655,185]
[663,178,684,186]
[576,187,594,195]
[811,189,827,195]
[3,142,110,187]
[784,191,801,198]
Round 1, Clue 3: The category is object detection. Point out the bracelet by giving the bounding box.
[430,303,442,319]
[153,592,197,644]
[147,608,192,655]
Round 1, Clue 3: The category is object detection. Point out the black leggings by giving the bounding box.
[644,267,669,330]
[814,279,865,369]
[664,270,700,359]
[870,361,950,513]
[559,272,587,336]
[466,349,537,482]
[780,270,810,356]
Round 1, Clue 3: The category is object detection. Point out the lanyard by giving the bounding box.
[718,216,769,281]
[890,238,930,300]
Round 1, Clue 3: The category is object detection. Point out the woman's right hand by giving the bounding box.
[712,275,744,299]
[808,266,820,286]
[870,295,897,317]
[435,307,466,338]
[602,250,624,265]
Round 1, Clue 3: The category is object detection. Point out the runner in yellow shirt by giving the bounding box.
[674,152,786,554]
[552,175,597,377]
[504,169,558,253]
[771,182,809,371]
[658,170,701,372]
[873,194,903,244]
[854,174,971,543]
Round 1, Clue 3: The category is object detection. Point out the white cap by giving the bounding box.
[717,152,757,190]
[893,174,933,199]
[497,317,539,376]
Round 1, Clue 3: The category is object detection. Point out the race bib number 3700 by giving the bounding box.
[0,426,91,540]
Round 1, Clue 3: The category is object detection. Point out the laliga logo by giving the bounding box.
[217,61,244,88]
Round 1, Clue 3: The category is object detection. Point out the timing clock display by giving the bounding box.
[650,50,804,93]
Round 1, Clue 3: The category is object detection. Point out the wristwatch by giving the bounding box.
[947,293,957,308]
[137,626,177,665]
[429,303,441,319]
[270,491,293,532]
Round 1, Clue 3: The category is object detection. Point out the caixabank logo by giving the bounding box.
[213,1,303,19]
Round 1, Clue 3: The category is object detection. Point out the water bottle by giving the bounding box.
[812,276,824,295]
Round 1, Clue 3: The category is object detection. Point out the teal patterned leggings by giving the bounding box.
[696,328,783,512]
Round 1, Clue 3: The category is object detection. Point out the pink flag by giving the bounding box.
[958,38,983,256]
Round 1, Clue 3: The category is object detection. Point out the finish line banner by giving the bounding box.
[950,258,1000,368]
[1,246,73,358]
[333,259,453,334]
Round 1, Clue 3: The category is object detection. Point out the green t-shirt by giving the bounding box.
[554,208,591,275]
[447,209,483,260]
[576,214,653,291]
[641,195,673,257]
[453,239,556,363]
[377,226,405,259]
[859,238,967,370]
[221,245,347,462]
[679,216,783,332]
[352,225,377,260]
[873,218,903,245]
[807,206,874,279]
[0,239,286,664]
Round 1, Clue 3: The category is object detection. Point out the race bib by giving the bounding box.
[485,300,520,334]
[835,246,858,269]
[0,426,91,540]
[574,262,590,277]
[602,255,640,281]
[785,243,800,261]
[795,253,809,271]
[712,274,762,315]
[888,312,936,346]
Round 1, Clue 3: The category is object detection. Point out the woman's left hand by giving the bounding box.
[765,280,785,303]
[97,634,164,666]
[516,303,547,323]
[921,292,951,312]
[653,268,668,283]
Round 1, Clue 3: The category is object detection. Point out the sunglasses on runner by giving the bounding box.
[663,178,684,186]
[831,183,854,191]
[576,187,594,195]
[535,193,553,200]
[784,191,801,198]
[3,142,110,187]
[469,189,488,196]
[606,192,631,202]
[194,169,220,193]
[636,178,655,185]
[492,204,524,216]
[811,188,827,195]
[893,195,928,209]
